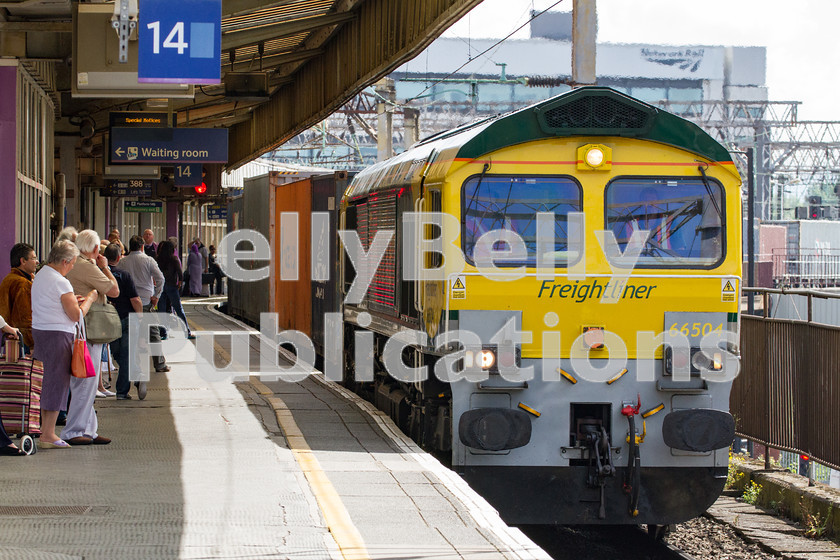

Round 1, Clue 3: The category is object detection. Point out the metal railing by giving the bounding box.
[772,248,840,289]
[733,287,840,472]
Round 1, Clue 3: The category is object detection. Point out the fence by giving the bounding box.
[772,248,840,288]
[733,288,840,472]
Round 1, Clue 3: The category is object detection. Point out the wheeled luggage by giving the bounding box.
[0,337,43,440]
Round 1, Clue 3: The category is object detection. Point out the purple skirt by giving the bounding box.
[32,329,73,411]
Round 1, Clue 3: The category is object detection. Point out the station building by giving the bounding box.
[395,10,767,122]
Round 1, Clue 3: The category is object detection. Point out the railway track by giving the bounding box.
[519,524,696,560]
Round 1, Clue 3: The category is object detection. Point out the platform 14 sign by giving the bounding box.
[138,0,221,84]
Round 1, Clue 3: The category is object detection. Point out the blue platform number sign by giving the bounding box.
[138,0,221,84]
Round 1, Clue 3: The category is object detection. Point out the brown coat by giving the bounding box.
[0,268,34,348]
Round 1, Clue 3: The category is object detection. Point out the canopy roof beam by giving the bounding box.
[227,0,483,167]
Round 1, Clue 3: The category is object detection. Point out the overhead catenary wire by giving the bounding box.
[401,0,567,106]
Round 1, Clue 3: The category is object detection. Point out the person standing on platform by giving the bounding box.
[119,235,170,373]
[0,243,37,352]
[56,227,78,243]
[197,238,209,273]
[64,230,118,446]
[156,240,193,339]
[103,243,145,400]
[207,245,224,295]
[31,240,97,449]
[107,229,126,255]
[187,243,203,297]
[142,229,158,259]
[196,238,210,296]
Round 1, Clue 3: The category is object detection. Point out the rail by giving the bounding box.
[771,249,840,289]
[733,287,840,474]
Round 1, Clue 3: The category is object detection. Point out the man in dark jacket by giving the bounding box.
[0,243,37,351]
[104,243,146,400]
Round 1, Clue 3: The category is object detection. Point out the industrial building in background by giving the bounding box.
[270,10,840,227]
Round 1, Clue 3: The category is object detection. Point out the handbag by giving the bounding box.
[84,301,122,344]
[71,325,96,378]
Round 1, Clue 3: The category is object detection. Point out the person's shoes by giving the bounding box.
[101,389,116,397]
[38,439,71,449]
[154,365,170,373]
[137,382,147,400]
[92,436,111,445]
[95,390,107,398]
[0,445,26,456]
[187,334,196,340]
[116,394,132,400]
[64,436,93,445]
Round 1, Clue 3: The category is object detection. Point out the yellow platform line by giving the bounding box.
[256,380,370,560]
[189,318,370,560]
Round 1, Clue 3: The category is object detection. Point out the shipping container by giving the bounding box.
[272,172,351,355]
[227,169,331,326]
[763,220,840,287]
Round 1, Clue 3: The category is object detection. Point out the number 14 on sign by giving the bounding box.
[147,21,188,54]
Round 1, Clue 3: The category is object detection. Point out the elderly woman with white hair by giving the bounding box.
[32,240,98,448]
[63,229,119,446]
[56,226,78,243]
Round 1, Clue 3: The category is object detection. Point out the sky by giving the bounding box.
[442,0,840,121]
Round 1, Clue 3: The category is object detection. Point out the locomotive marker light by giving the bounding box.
[578,143,612,171]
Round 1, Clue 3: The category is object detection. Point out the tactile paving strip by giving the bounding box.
[0,506,94,516]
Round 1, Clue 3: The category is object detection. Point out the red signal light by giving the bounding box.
[800,454,810,461]
[195,182,207,195]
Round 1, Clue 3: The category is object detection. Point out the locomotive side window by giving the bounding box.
[606,177,724,268]
[461,175,581,267]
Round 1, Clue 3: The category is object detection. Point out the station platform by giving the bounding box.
[0,299,548,560]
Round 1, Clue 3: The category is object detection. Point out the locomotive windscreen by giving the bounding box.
[606,177,724,267]
[461,175,582,267]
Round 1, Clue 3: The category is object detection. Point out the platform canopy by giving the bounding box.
[0,0,483,168]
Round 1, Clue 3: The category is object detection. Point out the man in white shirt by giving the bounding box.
[117,235,170,373]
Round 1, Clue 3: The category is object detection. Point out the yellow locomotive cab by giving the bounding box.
[339,87,742,525]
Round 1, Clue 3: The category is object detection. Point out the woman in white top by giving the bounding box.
[31,240,97,449]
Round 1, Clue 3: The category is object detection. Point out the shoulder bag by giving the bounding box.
[84,301,122,344]
[71,324,96,378]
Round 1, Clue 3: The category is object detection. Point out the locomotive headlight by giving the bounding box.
[479,349,496,369]
[585,147,605,167]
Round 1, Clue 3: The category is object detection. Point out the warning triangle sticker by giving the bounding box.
[453,278,465,290]
[722,281,735,293]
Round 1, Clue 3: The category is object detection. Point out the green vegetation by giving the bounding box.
[802,500,833,539]
[742,480,762,505]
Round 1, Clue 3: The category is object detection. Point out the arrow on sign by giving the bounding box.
[115,147,125,157]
